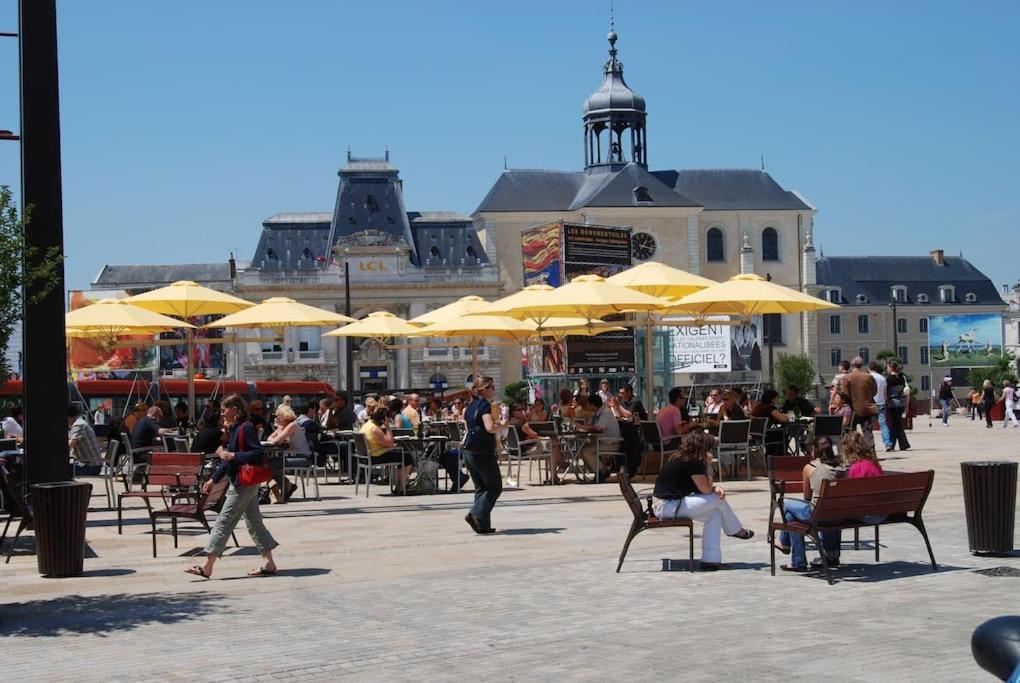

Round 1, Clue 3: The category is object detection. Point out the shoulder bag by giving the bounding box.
[236,421,274,488]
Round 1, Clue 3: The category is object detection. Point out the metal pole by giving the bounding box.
[645,315,655,411]
[19,0,70,485]
[765,274,774,387]
[890,293,899,357]
[344,253,354,395]
[186,328,196,422]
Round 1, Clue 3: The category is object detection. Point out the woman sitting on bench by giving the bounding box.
[777,437,844,572]
[652,432,755,571]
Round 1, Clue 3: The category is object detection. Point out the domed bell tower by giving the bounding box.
[583,27,647,170]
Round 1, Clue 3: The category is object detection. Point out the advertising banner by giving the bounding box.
[521,223,562,287]
[68,290,159,375]
[669,321,731,373]
[928,313,1003,369]
[158,319,226,375]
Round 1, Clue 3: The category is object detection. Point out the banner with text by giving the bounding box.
[669,321,731,373]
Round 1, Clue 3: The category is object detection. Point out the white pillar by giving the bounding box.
[739,226,755,275]
[801,223,818,369]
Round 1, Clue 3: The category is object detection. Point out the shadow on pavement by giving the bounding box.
[79,568,136,578]
[807,561,966,584]
[497,527,566,536]
[218,567,332,581]
[0,591,229,637]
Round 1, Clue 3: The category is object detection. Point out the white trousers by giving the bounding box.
[1006,402,1019,427]
[653,493,744,563]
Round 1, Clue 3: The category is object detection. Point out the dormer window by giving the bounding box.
[855,294,868,304]
[892,286,907,303]
[364,194,379,213]
[916,293,929,304]
[633,186,653,203]
[266,248,277,259]
[965,292,977,303]
[465,245,477,259]
[826,287,841,304]
[939,285,955,303]
[429,245,442,259]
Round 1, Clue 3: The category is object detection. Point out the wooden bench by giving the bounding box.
[118,452,205,534]
[769,470,937,584]
[616,467,694,573]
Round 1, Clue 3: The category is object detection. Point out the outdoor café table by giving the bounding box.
[783,416,814,455]
[324,429,355,483]
[555,431,591,482]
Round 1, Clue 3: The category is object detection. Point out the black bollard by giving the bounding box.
[972,616,1020,680]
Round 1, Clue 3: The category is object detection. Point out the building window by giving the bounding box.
[919,318,928,334]
[762,227,779,261]
[827,287,841,304]
[857,314,869,335]
[706,227,725,262]
[763,314,783,344]
[965,292,977,303]
[897,318,907,334]
[830,348,842,367]
[917,293,929,304]
[921,375,930,392]
[297,327,322,353]
[920,345,929,365]
[855,294,868,304]
[939,285,955,303]
[892,286,907,303]
[829,315,841,335]
[858,347,870,364]
[898,346,909,365]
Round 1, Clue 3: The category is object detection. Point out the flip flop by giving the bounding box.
[772,541,791,555]
[185,565,211,579]
[247,567,278,577]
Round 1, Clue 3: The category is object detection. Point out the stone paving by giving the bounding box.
[1,415,1018,681]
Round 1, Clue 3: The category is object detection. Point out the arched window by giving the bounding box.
[706,228,725,262]
[762,227,779,261]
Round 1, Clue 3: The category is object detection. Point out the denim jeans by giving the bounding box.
[462,450,502,530]
[780,498,841,568]
[940,399,951,425]
[876,405,891,447]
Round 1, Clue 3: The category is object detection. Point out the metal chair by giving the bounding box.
[813,415,845,454]
[282,451,321,501]
[616,467,694,573]
[351,433,404,497]
[503,425,549,485]
[98,438,124,509]
[716,419,752,480]
[639,421,673,476]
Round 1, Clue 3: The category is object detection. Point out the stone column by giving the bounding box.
[686,214,700,274]
[397,304,411,389]
[801,223,818,369]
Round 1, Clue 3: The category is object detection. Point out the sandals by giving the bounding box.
[185,565,211,579]
[772,540,791,555]
[730,528,755,540]
[781,564,807,573]
[247,567,278,577]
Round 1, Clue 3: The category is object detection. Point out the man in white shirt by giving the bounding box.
[576,394,622,482]
[1,406,24,442]
[869,361,892,450]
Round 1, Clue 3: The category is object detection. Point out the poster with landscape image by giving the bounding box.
[927,313,1003,368]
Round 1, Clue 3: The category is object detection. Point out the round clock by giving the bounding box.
[631,231,657,261]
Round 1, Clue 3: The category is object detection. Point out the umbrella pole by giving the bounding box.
[471,338,478,382]
[645,315,656,412]
[187,327,196,424]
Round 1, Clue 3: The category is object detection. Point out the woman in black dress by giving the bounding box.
[461,376,508,534]
[885,361,911,451]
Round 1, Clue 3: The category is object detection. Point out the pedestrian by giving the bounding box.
[1003,380,1019,428]
[981,379,996,429]
[938,377,954,427]
[461,376,508,534]
[186,394,279,579]
[885,361,911,451]
[869,361,892,450]
[969,388,982,421]
[844,356,878,447]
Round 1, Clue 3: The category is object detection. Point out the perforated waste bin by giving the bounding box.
[961,461,1017,555]
[31,480,92,577]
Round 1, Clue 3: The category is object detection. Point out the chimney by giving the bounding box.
[228,252,236,279]
[930,249,945,266]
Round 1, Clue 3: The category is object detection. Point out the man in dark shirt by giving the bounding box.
[131,406,170,452]
[332,393,357,431]
[780,386,818,417]
[615,384,648,477]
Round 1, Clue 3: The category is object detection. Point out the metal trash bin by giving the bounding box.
[961,461,1018,555]
[31,480,92,577]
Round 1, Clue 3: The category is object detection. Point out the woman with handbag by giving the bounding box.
[885,361,911,452]
[186,394,279,579]
[462,376,508,534]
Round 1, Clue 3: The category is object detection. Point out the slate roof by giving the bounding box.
[816,256,1004,306]
[93,263,232,288]
[252,218,332,272]
[475,165,807,213]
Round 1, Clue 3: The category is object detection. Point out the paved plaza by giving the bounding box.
[1,416,1018,682]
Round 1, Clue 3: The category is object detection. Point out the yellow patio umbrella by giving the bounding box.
[667,273,838,317]
[408,295,491,327]
[65,298,196,338]
[125,280,255,419]
[606,262,719,408]
[322,311,420,341]
[204,297,354,333]
[477,276,668,324]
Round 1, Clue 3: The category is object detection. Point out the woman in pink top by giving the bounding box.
[841,431,884,478]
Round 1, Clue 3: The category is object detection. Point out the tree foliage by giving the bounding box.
[503,380,529,407]
[774,353,816,393]
[968,354,1018,393]
[0,186,65,382]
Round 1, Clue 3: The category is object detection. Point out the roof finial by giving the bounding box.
[607,1,618,60]
[761,154,766,171]
[346,146,351,162]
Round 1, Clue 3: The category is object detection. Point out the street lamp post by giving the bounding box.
[344,249,354,396]
[890,289,899,359]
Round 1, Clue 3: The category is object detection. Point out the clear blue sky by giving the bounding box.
[1,1,1018,293]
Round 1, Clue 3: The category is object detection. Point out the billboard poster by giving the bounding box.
[67,290,159,375]
[562,224,634,374]
[158,318,226,374]
[522,223,562,287]
[669,321,731,373]
[928,313,1003,368]
[731,319,763,372]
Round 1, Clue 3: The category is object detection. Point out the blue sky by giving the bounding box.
[1,1,1018,293]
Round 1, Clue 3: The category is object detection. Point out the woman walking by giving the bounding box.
[885,361,911,452]
[981,379,996,429]
[186,394,279,579]
[1003,380,1019,428]
[461,376,508,534]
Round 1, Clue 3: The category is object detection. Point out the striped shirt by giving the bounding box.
[69,417,102,465]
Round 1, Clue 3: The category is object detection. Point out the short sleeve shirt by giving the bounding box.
[655,405,685,441]
[69,417,102,465]
[653,457,706,499]
[593,407,621,440]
